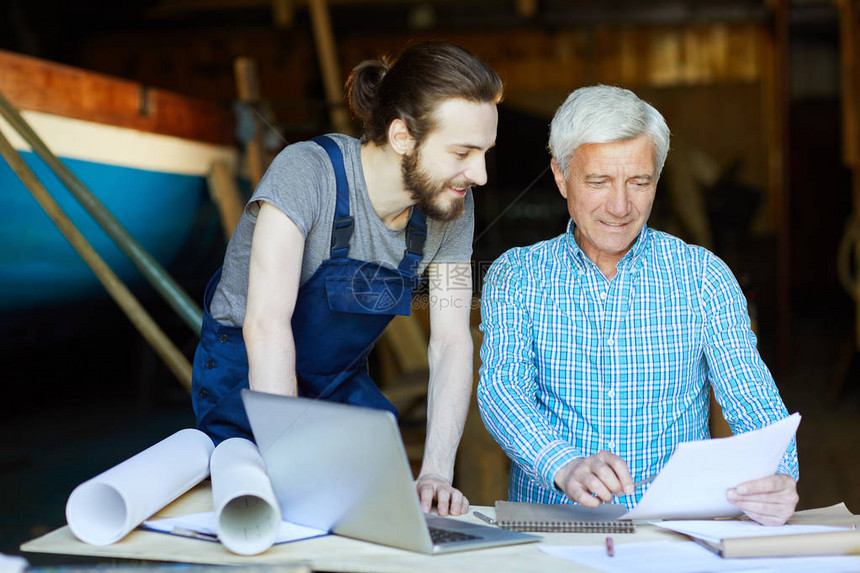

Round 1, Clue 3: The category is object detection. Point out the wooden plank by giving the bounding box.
[837,0,859,168]
[273,0,295,27]
[648,28,682,86]
[234,57,269,187]
[207,159,244,240]
[727,26,761,81]
[0,49,233,145]
[234,56,262,102]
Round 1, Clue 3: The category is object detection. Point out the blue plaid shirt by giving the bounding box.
[477,222,798,507]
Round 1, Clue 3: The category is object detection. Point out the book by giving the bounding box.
[716,529,860,558]
[655,510,860,559]
[493,501,636,533]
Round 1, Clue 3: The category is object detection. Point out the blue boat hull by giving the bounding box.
[0,151,211,312]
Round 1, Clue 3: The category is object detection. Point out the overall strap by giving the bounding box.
[312,135,353,258]
[398,207,427,277]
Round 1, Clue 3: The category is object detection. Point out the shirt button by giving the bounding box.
[600,291,607,300]
[607,389,615,398]
[198,388,208,399]
[607,441,616,450]
[606,338,614,347]
[217,333,229,343]
[206,359,216,369]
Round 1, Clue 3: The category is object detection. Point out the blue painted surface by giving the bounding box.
[0,151,209,311]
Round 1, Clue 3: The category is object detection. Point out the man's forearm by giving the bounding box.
[419,336,472,481]
[245,319,299,396]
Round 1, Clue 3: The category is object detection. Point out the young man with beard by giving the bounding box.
[191,42,502,516]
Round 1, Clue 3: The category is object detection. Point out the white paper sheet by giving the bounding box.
[209,437,284,555]
[143,511,327,544]
[0,552,29,573]
[654,520,850,544]
[65,428,214,545]
[623,413,801,520]
[539,540,860,573]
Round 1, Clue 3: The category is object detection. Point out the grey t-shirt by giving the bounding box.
[209,134,474,326]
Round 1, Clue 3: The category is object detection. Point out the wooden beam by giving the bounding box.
[234,57,270,187]
[207,160,244,240]
[515,0,537,19]
[272,0,295,27]
[837,0,859,169]
[234,56,261,102]
[308,0,354,134]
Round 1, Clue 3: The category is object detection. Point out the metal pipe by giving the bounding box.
[0,89,204,335]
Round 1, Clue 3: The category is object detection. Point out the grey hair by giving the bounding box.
[548,85,670,178]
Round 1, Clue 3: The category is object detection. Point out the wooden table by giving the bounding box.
[20,484,858,573]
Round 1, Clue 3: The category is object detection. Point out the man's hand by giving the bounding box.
[554,452,634,507]
[416,474,469,516]
[726,473,798,526]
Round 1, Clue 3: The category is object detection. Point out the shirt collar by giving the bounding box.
[564,218,651,274]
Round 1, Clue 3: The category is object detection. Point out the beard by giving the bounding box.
[401,148,468,222]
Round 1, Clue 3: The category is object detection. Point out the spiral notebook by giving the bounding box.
[493,501,636,533]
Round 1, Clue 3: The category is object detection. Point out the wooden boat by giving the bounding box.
[0,49,237,312]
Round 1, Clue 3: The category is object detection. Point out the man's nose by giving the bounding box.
[606,184,631,217]
[465,155,488,187]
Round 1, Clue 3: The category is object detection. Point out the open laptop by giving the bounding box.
[241,389,538,554]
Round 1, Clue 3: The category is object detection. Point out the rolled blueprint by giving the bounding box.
[66,428,214,545]
[210,437,282,555]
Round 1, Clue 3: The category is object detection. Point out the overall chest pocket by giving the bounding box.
[323,275,413,316]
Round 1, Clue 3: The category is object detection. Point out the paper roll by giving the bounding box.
[65,428,214,545]
[210,437,282,555]
[721,530,860,558]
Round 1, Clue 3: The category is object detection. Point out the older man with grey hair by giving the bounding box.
[478,85,798,526]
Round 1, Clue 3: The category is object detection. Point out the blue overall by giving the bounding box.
[191,136,427,444]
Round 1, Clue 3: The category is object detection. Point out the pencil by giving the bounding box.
[633,475,656,488]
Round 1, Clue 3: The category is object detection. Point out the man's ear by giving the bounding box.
[387,118,415,156]
[551,158,569,199]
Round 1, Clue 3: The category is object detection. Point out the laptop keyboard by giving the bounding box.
[428,526,482,545]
